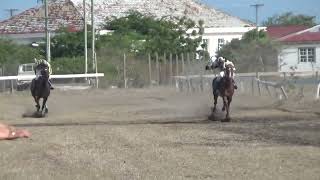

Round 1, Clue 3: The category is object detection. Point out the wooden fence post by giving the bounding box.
[175,54,179,76]
[123,53,127,88]
[169,53,173,85]
[256,72,261,96]
[156,52,159,85]
[181,53,185,75]
[251,77,254,95]
[265,84,272,96]
[148,53,152,87]
[280,86,288,99]
[163,53,167,85]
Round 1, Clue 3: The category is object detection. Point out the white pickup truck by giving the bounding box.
[17,63,34,90]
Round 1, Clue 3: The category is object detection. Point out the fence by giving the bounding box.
[174,71,320,100]
[1,49,319,100]
[0,73,104,93]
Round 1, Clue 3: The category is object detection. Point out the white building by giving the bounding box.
[200,27,260,58]
[274,25,320,72]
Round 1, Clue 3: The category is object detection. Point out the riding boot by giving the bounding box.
[48,80,54,90]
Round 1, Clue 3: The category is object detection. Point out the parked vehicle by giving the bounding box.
[17,63,34,91]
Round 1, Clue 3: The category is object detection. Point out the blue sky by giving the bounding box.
[0,0,319,24]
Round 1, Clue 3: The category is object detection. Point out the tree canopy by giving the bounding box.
[0,39,41,66]
[262,12,317,27]
[217,29,279,72]
[101,11,205,54]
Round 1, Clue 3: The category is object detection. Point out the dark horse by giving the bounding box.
[212,64,235,121]
[30,66,50,116]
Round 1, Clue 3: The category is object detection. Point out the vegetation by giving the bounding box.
[217,29,279,72]
[262,12,317,27]
[101,11,205,54]
[0,39,42,75]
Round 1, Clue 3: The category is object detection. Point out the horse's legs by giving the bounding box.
[222,96,229,119]
[34,96,40,112]
[226,96,232,120]
[41,97,48,113]
[212,94,218,112]
[222,102,226,111]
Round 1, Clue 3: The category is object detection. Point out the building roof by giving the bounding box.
[280,32,320,43]
[0,0,253,35]
[0,0,83,34]
[266,25,309,39]
[279,24,320,43]
[71,0,253,28]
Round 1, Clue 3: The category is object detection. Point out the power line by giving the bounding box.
[250,4,264,27]
[5,9,19,17]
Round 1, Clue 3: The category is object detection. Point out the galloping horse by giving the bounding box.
[30,65,50,116]
[206,58,235,121]
[212,64,235,121]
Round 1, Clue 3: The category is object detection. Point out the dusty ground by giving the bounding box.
[0,87,319,180]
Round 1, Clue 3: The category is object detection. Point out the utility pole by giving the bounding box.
[91,0,95,71]
[44,0,50,62]
[83,0,88,74]
[250,4,264,27]
[5,9,19,17]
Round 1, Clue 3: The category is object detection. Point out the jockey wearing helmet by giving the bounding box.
[212,56,237,90]
[34,58,54,90]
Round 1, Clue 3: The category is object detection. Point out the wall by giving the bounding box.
[279,43,320,72]
[200,27,261,58]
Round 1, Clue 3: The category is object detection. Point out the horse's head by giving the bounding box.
[39,67,49,79]
[224,64,234,79]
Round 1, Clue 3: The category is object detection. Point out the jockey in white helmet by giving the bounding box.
[34,58,54,89]
[211,56,237,90]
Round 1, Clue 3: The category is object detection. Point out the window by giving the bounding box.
[299,48,315,62]
[202,39,209,50]
[23,64,33,72]
[217,38,225,50]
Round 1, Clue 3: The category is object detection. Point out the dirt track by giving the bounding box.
[0,88,319,180]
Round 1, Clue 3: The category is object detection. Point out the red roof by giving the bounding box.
[280,32,320,43]
[0,0,83,34]
[266,25,309,39]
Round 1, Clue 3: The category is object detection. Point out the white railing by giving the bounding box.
[0,73,104,93]
[0,73,104,81]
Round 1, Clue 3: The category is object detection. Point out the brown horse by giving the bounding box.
[212,64,235,121]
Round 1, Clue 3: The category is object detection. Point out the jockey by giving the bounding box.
[34,58,54,90]
[213,56,238,90]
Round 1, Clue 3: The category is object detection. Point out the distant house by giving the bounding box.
[267,25,320,72]
[0,0,83,44]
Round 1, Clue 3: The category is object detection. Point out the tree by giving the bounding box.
[0,39,41,65]
[262,12,317,27]
[217,29,279,72]
[47,27,92,59]
[101,11,204,54]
